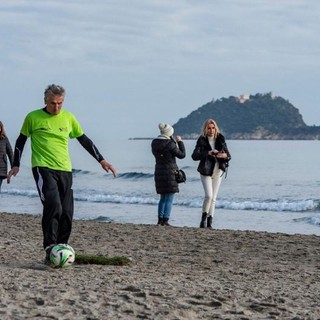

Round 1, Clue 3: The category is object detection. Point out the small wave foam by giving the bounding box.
[72,168,94,175]
[4,188,38,198]
[176,198,318,212]
[117,172,154,180]
[74,193,158,206]
[5,187,319,214]
[92,216,113,222]
[293,215,320,226]
[217,199,317,212]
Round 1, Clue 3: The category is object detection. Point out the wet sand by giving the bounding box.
[1,212,320,319]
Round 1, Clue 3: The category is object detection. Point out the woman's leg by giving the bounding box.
[162,193,175,221]
[201,174,213,214]
[158,194,165,219]
[157,194,165,224]
[208,163,223,217]
[158,193,174,225]
[200,164,223,228]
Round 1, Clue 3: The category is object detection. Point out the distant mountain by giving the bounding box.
[173,93,320,140]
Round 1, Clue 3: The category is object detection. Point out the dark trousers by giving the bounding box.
[32,167,74,249]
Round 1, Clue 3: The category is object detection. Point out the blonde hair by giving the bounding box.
[201,119,220,138]
[0,121,6,139]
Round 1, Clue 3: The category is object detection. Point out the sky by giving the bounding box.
[1,0,320,140]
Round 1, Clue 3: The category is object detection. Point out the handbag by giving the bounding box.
[175,169,186,183]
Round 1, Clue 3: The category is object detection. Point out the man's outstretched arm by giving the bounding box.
[77,134,117,177]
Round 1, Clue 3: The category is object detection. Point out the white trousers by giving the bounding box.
[200,163,223,217]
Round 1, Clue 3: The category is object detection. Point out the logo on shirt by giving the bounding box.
[39,127,51,131]
[59,127,68,132]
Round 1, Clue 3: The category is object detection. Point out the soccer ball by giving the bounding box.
[50,244,75,268]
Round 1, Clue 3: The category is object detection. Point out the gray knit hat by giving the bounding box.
[159,123,174,137]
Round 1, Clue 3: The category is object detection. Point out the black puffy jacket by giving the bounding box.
[151,138,186,194]
[191,134,231,176]
[0,136,13,178]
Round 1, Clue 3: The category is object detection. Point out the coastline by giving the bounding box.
[1,212,320,319]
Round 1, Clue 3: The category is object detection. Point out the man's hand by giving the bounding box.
[7,166,20,184]
[100,160,117,177]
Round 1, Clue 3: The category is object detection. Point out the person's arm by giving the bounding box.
[171,137,185,159]
[77,134,104,162]
[6,137,14,167]
[216,136,231,161]
[7,133,27,183]
[191,138,207,161]
[77,134,117,177]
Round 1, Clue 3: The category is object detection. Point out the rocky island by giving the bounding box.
[173,93,320,140]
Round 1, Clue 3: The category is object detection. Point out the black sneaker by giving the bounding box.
[44,244,55,265]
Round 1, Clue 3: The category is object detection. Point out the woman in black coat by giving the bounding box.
[192,119,231,228]
[0,121,13,192]
[151,123,186,226]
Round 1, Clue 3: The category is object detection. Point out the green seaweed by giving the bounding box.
[75,254,131,266]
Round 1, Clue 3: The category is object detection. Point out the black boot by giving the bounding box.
[157,218,163,225]
[163,218,170,226]
[207,216,213,229]
[200,212,207,228]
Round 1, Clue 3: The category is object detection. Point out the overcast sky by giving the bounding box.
[1,0,319,140]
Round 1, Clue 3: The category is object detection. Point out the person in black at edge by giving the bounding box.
[0,121,13,192]
[7,84,117,264]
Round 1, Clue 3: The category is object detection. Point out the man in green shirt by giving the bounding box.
[7,84,117,264]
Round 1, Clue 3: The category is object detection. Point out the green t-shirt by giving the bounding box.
[21,108,84,171]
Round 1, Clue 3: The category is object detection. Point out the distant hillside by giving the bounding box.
[173,93,320,140]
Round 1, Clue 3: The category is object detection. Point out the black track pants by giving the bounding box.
[32,167,74,249]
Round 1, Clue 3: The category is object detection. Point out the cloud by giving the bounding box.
[1,0,319,71]
[1,0,320,138]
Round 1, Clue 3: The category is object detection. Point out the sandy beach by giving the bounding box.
[1,212,320,319]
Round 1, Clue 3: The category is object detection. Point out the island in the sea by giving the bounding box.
[173,92,320,140]
[131,92,320,140]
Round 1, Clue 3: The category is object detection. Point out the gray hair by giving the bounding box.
[44,84,65,100]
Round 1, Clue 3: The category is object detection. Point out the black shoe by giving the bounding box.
[44,244,55,265]
[157,218,164,225]
[162,219,170,226]
[200,212,207,228]
[207,216,213,229]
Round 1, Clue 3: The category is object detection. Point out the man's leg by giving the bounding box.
[32,167,61,249]
[57,171,74,244]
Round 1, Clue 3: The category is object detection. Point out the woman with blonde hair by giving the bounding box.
[191,119,231,228]
[0,121,13,191]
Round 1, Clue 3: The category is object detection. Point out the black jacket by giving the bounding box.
[151,138,186,194]
[191,134,231,176]
[0,136,13,178]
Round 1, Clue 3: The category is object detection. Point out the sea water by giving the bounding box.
[1,139,320,235]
